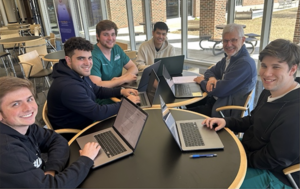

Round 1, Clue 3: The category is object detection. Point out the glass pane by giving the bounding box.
[46,0,59,35]
[85,0,103,44]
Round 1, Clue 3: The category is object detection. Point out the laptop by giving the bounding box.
[138,69,160,108]
[122,60,161,91]
[162,65,203,98]
[155,55,185,77]
[159,95,224,151]
[76,97,148,168]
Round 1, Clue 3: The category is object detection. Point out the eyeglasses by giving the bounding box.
[222,38,240,44]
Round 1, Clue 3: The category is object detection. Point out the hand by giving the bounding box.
[44,170,55,177]
[121,88,139,97]
[79,142,101,161]
[122,73,137,83]
[202,118,226,131]
[127,95,140,104]
[206,77,217,92]
[194,75,204,84]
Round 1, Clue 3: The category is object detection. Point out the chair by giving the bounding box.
[24,38,48,57]
[18,50,52,90]
[283,164,300,189]
[0,33,21,53]
[29,24,41,36]
[278,0,286,8]
[42,101,81,142]
[116,41,128,50]
[0,52,15,76]
[44,32,57,52]
[216,90,253,118]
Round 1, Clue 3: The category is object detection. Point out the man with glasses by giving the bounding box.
[187,23,257,118]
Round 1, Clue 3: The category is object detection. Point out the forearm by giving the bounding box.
[94,79,126,88]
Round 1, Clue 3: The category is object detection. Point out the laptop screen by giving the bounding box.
[159,96,181,148]
[114,98,148,148]
[146,70,159,105]
[162,65,175,91]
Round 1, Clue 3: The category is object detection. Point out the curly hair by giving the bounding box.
[0,77,35,111]
[96,20,118,42]
[64,37,93,57]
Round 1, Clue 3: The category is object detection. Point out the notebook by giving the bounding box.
[76,97,148,168]
[162,65,202,98]
[155,55,185,77]
[122,60,161,91]
[159,95,224,151]
[138,69,160,108]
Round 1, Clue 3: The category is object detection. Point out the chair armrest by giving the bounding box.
[283,164,300,175]
[54,128,81,134]
[216,105,248,112]
[19,61,34,78]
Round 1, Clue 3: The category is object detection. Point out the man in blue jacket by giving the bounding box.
[203,39,300,188]
[47,37,140,130]
[188,23,257,118]
[0,76,100,188]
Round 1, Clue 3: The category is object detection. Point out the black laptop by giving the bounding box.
[155,55,185,77]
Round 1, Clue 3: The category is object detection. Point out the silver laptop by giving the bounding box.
[76,97,148,168]
[138,69,160,108]
[155,55,185,77]
[162,65,202,98]
[159,95,224,151]
[122,60,161,91]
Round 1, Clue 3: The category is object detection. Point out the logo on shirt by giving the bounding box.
[33,157,42,168]
[114,54,120,61]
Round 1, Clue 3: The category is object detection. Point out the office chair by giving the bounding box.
[42,101,81,143]
[283,163,300,189]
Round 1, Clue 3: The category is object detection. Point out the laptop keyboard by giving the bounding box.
[94,131,127,158]
[180,122,205,147]
[176,84,191,96]
[139,93,147,106]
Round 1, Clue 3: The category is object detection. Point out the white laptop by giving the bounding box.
[159,95,224,151]
[76,97,148,168]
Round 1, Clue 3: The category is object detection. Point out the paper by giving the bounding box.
[172,76,197,84]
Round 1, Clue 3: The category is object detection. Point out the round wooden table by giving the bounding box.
[42,50,65,62]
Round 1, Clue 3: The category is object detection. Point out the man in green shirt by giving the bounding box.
[90,20,138,88]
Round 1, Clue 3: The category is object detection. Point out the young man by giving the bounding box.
[0,77,100,188]
[47,37,139,130]
[203,39,300,188]
[187,23,257,118]
[136,22,176,71]
[90,20,138,90]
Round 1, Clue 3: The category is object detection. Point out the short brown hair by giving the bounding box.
[0,77,35,111]
[259,39,300,76]
[96,20,118,42]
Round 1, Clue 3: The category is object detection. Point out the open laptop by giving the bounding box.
[155,55,185,77]
[122,60,161,91]
[138,69,160,108]
[76,97,148,168]
[162,65,202,98]
[159,95,224,151]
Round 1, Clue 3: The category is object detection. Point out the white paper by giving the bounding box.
[172,76,197,84]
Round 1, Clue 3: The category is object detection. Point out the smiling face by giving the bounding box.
[66,49,93,77]
[222,30,245,58]
[0,87,37,130]
[152,28,167,49]
[259,55,298,97]
[97,28,116,50]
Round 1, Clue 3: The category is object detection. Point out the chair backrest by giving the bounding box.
[0,33,20,49]
[125,50,137,60]
[240,90,253,117]
[49,33,56,48]
[0,29,19,35]
[29,24,41,35]
[25,38,48,56]
[116,41,128,50]
[18,50,44,78]
[42,101,54,130]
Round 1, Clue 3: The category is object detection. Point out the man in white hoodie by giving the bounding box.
[136,22,176,71]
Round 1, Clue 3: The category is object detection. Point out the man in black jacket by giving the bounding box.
[0,76,100,188]
[203,39,299,188]
[47,37,140,130]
